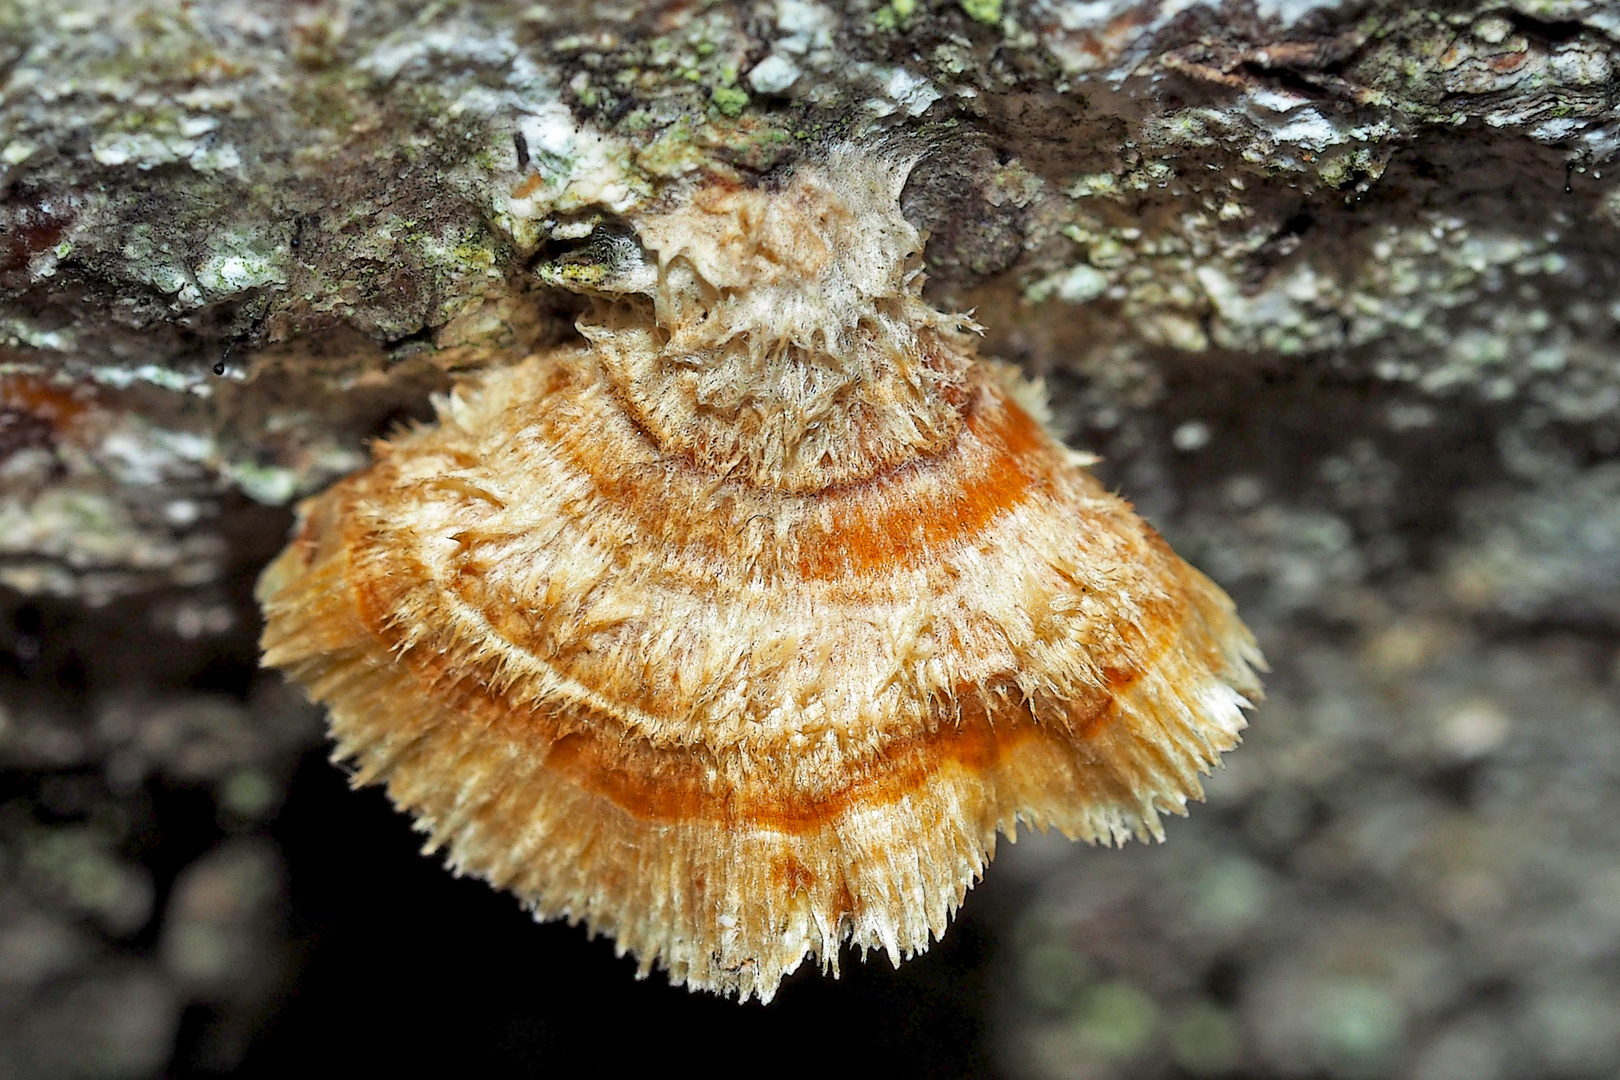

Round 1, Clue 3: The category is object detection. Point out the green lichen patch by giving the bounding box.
[961,0,1002,27]
[711,84,751,118]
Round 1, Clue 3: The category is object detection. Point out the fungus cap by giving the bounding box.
[257,146,1264,1003]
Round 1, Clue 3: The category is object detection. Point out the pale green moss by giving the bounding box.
[712,84,751,117]
[961,0,1001,25]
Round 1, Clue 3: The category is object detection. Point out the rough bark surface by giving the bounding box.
[3,0,1620,1075]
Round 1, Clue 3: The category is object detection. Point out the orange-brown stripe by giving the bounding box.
[537,366,1056,583]
[794,398,1047,580]
[346,533,1144,830]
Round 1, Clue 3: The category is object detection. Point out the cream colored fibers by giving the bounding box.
[258,145,1265,1003]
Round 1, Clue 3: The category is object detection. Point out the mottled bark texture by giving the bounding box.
[3,0,1620,1075]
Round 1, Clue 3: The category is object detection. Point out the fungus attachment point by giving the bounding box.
[258,146,1264,1002]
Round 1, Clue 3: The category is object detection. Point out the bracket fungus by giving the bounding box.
[257,145,1265,1002]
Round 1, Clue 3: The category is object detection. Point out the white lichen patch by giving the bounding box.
[196,242,284,297]
[117,224,206,307]
[1248,103,1343,154]
[1132,210,1614,420]
[3,139,39,165]
[90,364,212,396]
[1198,264,1343,356]
[1146,100,1399,178]
[873,67,942,118]
[748,54,802,94]
[772,0,839,68]
[359,20,522,82]
[1252,0,1345,23]
[492,103,645,251]
[0,463,227,605]
[1027,263,1112,305]
[97,426,215,489]
[91,130,241,174]
[1,319,74,352]
[217,461,303,506]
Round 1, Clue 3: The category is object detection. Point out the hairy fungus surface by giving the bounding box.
[257,146,1265,1003]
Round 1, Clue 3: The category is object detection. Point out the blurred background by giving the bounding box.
[5,0,1620,1076]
